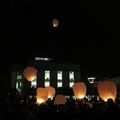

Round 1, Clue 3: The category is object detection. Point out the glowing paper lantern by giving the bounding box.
[97,80,117,102]
[73,82,87,99]
[36,96,46,104]
[36,87,48,104]
[36,87,48,99]
[52,18,59,27]
[23,67,37,82]
[54,95,67,105]
[45,86,56,98]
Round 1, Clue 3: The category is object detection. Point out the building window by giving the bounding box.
[69,71,74,87]
[16,73,22,92]
[57,71,62,80]
[17,75,22,80]
[69,71,74,80]
[45,81,50,87]
[57,71,62,87]
[16,81,22,92]
[45,70,50,80]
[70,81,74,88]
[44,70,50,87]
[16,82,22,89]
[31,80,37,88]
[57,81,62,87]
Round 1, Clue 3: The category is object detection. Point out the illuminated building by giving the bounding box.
[11,57,81,95]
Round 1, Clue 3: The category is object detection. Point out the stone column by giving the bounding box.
[63,71,69,88]
[37,70,44,87]
[74,71,81,82]
[11,71,17,88]
[21,77,31,97]
[50,70,57,88]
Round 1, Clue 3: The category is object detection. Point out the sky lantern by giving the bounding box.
[36,96,46,105]
[97,80,117,102]
[54,95,67,105]
[73,82,87,99]
[45,86,56,98]
[23,67,37,82]
[36,87,48,105]
[52,18,59,27]
[36,87,48,97]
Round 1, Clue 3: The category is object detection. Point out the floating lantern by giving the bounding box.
[52,18,59,27]
[36,87,48,104]
[73,82,87,99]
[45,86,56,98]
[23,67,37,82]
[97,80,117,102]
[54,95,67,105]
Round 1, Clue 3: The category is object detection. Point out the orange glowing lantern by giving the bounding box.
[73,82,87,99]
[36,96,46,105]
[23,67,37,82]
[45,86,56,98]
[97,80,117,102]
[52,18,59,27]
[36,87,48,104]
[54,95,67,105]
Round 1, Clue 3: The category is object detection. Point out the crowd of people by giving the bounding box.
[1,91,120,120]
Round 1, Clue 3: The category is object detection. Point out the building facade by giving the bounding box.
[11,57,81,95]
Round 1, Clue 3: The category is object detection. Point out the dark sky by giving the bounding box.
[0,1,120,80]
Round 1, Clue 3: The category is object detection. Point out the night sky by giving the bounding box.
[0,1,120,83]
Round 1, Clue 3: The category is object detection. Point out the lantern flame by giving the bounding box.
[37,98,45,104]
[79,95,85,99]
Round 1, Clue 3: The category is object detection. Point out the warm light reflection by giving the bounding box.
[78,95,85,99]
[30,76,36,81]
[48,95,51,99]
[37,98,45,104]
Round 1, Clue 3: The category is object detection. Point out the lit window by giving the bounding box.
[16,82,22,89]
[70,81,74,88]
[16,82,19,89]
[69,71,74,87]
[17,75,22,80]
[57,81,62,87]
[31,80,37,88]
[45,81,50,87]
[69,71,74,80]
[45,70,50,80]
[65,96,70,99]
[44,70,50,87]
[35,57,51,61]
[57,71,62,80]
